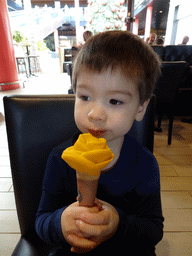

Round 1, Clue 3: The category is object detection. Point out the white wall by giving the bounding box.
[165,0,192,45]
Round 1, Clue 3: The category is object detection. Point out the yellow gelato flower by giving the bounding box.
[61,133,114,176]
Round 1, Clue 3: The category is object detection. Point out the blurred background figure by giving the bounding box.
[155,37,164,46]
[71,30,93,64]
[83,30,93,43]
[181,36,189,45]
[146,32,157,45]
[69,31,93,94]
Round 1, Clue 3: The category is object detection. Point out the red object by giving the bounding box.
[0,0,20,91]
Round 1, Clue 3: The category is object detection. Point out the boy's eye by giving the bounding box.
[109,99,123,105]
[80,95,91,101]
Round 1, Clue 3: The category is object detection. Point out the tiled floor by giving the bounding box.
[0,64,192,255]
[154,121,192,255]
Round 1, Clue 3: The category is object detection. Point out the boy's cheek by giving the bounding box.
[74,102,83,118]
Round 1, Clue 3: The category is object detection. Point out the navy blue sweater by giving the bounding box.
[35,133,164,254]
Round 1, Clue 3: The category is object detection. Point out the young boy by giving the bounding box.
[35,31,164,256]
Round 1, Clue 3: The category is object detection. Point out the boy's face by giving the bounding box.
[74,66,149,146]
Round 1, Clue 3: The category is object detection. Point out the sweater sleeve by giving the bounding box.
[35,144,77,246]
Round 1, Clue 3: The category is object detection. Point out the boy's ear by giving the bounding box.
[135,99,150,122]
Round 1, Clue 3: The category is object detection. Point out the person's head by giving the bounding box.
[146,37,150,43]
[73,30,161,145]
[182,36,189,45]
[156,37,164,46]
[149,33,157,45]
[83,30,93,42]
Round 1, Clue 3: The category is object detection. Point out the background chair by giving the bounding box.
[154,61,187,145]
[3,94,156,256]
[151,45,165,60]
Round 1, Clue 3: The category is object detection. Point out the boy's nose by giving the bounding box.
[88,104,107,121]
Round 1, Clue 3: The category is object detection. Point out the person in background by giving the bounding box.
[180,35,191,123]
[72,31,93,63]
[155,37,164,46]
[69,30,93,94]
[146,33,157,45]
[181,36,189,45]
[83,30,93,43]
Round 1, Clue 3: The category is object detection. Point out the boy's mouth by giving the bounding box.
[88,129,106,137]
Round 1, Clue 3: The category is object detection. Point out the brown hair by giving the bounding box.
[72,30,161,104]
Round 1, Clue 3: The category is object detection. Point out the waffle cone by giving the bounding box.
[76,171,100,207]
[76,171,100,181]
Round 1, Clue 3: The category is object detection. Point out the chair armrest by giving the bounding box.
[12,237,40,256]
[12,237,53,256]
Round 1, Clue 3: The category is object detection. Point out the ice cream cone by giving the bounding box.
[76,172,100,207]
[61,133,114,207]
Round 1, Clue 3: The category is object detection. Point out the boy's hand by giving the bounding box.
[61,200,119,253]
[61,202,100,252]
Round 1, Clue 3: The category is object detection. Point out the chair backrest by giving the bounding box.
[164,45,192,65]
[154,61,187,104]
[3,94,156,254]
[151,45,165,60]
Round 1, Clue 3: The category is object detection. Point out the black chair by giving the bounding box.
[3,94,156,256]
[154,61,187,145]
[164,45,192,65]
[151,45,165,60]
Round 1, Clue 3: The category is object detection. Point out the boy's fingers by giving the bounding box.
[79,211,109,225]
[68,202,98,218]
[94,198,103,211]
[68,234,96,249]
[76,220,106,237]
